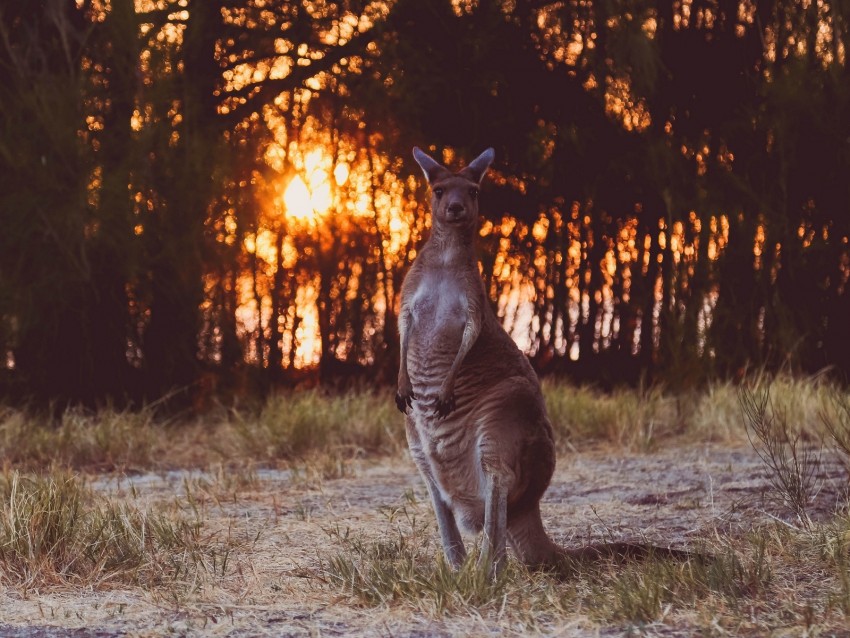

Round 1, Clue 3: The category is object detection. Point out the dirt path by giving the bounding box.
[1,443,845,637]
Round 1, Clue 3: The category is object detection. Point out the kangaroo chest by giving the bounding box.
[408,269,468,355]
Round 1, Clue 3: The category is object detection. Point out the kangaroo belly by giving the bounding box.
[409,374,555,534]
[406,272,468,401]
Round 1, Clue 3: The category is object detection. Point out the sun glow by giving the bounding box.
[237,124,421,371]
[280,149,343,222]
[283,175,314,220]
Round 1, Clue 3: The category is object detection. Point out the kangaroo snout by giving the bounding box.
[446,201,466,221]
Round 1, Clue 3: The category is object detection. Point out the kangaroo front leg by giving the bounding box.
[435,293,481,418]
[396,305,416,413]
[479,472,508,578]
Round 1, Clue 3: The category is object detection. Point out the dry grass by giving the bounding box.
[229,388,404,459]
[302,474,850,634]
[0,388,402,472]
[0,442,849,633]
[740,385,822,528]
[316,505,761,624]
[544,374,850,451]
[0,405,162,470]
[544,381,672,450]
[0,470,248,593]
[1,376,847,472]
[1,375,850,634]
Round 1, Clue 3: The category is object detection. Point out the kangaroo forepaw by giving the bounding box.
[395,390,415,414]
[434,393,456,418]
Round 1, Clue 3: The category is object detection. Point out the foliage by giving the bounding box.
[1,0,849,406]
[739,385,821,528]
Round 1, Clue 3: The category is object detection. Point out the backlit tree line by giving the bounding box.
[1,0,848,406]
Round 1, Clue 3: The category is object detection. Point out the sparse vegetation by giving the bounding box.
[739,385,823,528]
[0,405,162,471]
[231,388,403,460]
[2,378,849,471]
[0,470,246,591]
[313,492,850,632]
[1,377,850,634]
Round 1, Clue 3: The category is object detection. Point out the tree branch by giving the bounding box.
[219,20,384,125]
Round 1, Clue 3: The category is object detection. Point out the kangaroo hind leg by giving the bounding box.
[428,483,466,568]
[411,458,466,567]
[479,472,508,577]
[405,421,466,568]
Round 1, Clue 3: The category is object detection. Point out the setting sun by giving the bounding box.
[282,175,314,220]
[280,149,339,222]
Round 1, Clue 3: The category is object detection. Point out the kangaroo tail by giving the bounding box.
[507,505,703,572]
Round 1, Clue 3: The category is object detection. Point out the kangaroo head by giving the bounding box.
[412,147,494,231]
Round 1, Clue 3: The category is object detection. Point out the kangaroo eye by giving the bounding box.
[469,188,479,199]
[433,188,444,198]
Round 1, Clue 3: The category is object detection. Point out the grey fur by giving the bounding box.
[398,147,560,577]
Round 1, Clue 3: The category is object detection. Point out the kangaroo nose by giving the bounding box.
[447,202,465,214]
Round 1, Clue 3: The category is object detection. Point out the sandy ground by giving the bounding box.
[0,442,846,637]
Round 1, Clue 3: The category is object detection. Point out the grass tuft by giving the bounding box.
[739,383,826,528]
[0,405,160,471]
[317,504,776,627]
[0,470,241,590]
[232,388,404,460]
[544,381,673,450]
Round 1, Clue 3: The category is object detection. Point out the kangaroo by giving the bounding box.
[396,146,560,576]
[397,147,694,577]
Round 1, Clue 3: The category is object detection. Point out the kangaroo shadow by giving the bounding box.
[544,541,712,580]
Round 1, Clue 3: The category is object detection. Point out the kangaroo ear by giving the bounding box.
[460,147,495,184]
[412,147,449,184]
